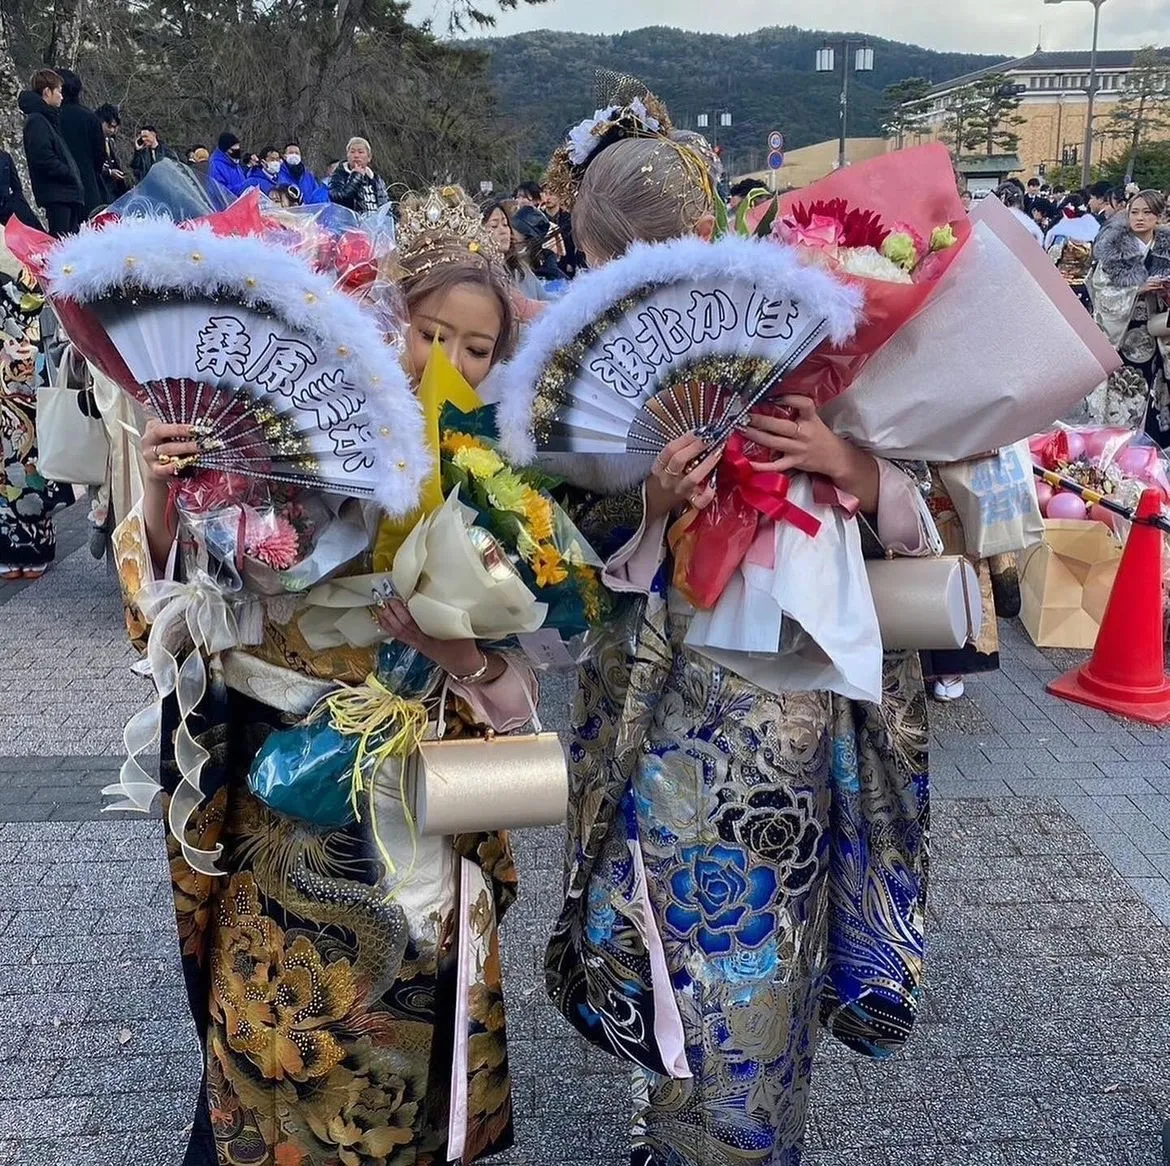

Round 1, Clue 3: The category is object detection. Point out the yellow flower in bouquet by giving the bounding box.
[520,488,555,542]
[453,445,505,480]
[532,544,568,587]
[441,431,486,457]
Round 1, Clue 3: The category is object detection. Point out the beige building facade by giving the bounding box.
[902,48,1170,179]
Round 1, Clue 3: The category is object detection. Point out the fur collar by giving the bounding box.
[1093,221,1170,287]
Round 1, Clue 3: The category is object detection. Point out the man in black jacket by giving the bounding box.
[19,68,84,237]
[0,151,41,229]
[57,68,107,215]
[130,126,178,183]
[94,103,130,202]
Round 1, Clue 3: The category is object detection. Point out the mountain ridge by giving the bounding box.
[467,25,1007,172]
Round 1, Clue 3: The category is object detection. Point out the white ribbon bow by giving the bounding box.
[105,574,243,876]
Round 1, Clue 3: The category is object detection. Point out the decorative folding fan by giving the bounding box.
[494,235,863,491]
[36,216,426,516]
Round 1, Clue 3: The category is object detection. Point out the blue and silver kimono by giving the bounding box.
[546,491,930,1166]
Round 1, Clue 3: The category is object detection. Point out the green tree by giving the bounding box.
[1098,140,1170,192]
[880,76,932,148]
[968,73,1026,156]
[1100,46,1170,184]
[939,85,985,155]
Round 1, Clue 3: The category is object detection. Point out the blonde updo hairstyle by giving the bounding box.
[571,135,716,265]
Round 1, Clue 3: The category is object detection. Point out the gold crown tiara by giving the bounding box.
[395,185,502,277]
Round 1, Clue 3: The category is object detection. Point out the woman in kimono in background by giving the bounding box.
[539,95,933,1166]
[112,200,533,1165]
[0,269,71,578]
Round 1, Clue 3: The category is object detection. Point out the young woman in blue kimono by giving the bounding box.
[541,125,933,1166]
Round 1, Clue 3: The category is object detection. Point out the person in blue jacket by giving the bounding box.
[207,132,246,197]
[244,146,283,195]
[277,140,329,205]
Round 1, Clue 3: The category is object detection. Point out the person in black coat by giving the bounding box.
[94,103,130,202]
[0,151,41,229]
[56,68,106,215]
[19,69,84,237]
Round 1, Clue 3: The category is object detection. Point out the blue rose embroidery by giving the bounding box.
[664,844,777,955]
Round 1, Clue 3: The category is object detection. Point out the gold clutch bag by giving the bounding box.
[406,697,568,837]
[866,555,982,651]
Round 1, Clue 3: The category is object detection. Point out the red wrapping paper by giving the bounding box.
[746,144,971,408]
[669,425,821,610]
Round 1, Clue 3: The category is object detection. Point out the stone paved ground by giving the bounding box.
[0,505,1168,1165]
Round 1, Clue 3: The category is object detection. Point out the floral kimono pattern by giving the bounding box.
[113,509,519,1166]
[0,275,70,569]
[547,493,929,1166]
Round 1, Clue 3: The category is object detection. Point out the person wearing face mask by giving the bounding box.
[277,140,329,204]
[207,132,247,197]
[244,146,283,195]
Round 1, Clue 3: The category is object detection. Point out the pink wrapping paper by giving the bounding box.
[818,194,1122,460]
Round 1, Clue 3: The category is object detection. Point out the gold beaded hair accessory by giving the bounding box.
[394,185,504,279]
[543,72,716,217]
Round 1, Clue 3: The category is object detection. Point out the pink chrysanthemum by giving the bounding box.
[245,512,300,570]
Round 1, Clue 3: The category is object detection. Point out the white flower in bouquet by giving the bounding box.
[567,106,620,165]
[837,246,913,285]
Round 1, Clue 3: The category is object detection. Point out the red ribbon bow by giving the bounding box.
[721,431,821,537]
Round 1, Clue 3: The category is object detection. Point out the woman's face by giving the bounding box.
[1129,197,1159,235]
[484,208,512,255]
[407,284,502,390]
[348,143,371,170]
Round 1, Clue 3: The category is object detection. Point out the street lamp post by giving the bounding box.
[697,110,733,169]
[816,40,874,170]
[1045,0,1106,186]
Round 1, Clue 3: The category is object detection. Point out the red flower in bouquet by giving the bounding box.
[784,198,890,251]
[335,230,377,292]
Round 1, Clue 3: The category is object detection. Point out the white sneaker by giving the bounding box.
[932,677,966,702]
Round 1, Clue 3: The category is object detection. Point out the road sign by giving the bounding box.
[767,150,784,170]
[768,130,784,151]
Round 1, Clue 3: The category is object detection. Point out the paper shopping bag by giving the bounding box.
[937,441,1045,558]
[1019,519,1122,649]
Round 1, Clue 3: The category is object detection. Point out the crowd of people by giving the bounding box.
[1,60,1170,1166]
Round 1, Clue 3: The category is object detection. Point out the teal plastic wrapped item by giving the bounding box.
[247,718,361,829]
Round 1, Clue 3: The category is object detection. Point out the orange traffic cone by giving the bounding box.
[1048,488,1170,725]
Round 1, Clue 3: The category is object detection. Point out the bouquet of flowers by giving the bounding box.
[439,402,616,645]
[741,144,969,407]
[173,471,369,600]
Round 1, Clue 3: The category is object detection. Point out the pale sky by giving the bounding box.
[459,0,1169,57]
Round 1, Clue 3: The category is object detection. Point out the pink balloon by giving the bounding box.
[1062,430,1086,462]
[1035,481,1054,512]
[1081,428,1123,461]
[1116,444,1157,478]
[1088,503,1119,532]
[1046,492,1088,521]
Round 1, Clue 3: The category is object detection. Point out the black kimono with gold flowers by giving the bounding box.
[113,506,519,1166]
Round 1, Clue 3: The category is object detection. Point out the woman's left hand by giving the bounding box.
[374,598,487,679]
[740,394,880,512]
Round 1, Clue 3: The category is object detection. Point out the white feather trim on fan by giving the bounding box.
[44,216,426,517]
[494,234,864,466]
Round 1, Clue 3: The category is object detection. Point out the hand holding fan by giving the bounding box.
[494,235,862,491]
[32,215,425,516]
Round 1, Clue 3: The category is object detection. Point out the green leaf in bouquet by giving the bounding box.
[439,401,500,442]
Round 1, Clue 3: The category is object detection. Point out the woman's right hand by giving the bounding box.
[141,419,199,484]
[645,432,722,523]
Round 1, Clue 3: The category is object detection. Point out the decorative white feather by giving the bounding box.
[43,217,426,516]
[494,233,863,472]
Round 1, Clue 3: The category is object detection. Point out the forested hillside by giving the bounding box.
[473,25,1004,173]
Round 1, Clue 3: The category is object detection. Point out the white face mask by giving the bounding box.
[285,153,301,166]
[263,160,280,175]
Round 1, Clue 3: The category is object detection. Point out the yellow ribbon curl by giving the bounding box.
[313,673,429,892]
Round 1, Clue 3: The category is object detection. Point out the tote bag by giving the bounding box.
[937,440,1044,559]
[36,347,110,486]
